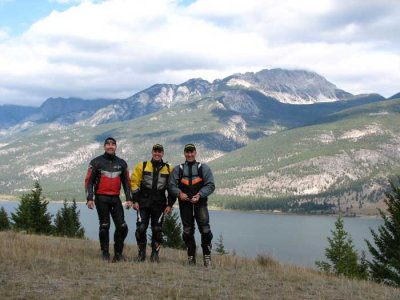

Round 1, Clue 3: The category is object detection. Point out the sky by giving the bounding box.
[0,0,399,106]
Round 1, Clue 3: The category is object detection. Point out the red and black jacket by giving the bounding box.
[85,153,132,201]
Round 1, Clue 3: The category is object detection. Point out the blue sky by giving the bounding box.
[0,0,90,36]
[0,0,399,106]
[0,0,194,36]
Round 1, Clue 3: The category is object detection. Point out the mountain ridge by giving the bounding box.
[0,68,384,132]
[0,68,396,214]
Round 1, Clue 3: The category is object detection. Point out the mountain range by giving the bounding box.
[0,68,398,214]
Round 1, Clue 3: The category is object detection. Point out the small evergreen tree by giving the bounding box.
[366,178,400,286]
[0,206,10,230]
[214,233,229,255]
[54,199,85,238]
[11,181,53,234]
[316,216,368,279]
[162,212,185,249]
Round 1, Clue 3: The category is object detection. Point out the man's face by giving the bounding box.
[104,142,117,155]
[152,150,164,161]
[184,150,196,162]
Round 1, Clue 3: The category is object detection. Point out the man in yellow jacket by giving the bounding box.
[131,144,173,262]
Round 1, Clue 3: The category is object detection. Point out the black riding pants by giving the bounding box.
[135,206,165,247]
[179,200,213,256]
[95,194,128,254]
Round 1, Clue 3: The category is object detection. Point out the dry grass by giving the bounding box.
[256,253,281,269]
[0,231,399,299]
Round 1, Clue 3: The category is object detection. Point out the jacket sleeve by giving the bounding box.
[84,159,97,201]
[198,164,215,198]
[168,165,181,200]
[120,161,132,201]
[130,162,143,202]
[166,164,177,207]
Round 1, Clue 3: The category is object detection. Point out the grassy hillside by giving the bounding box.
[0,97,238,199]
[0,231,398,299]
[209,98,400,214]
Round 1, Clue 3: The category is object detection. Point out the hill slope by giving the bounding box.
[209,98,400,214]
[0,95,393,208]
[0,231,398,299]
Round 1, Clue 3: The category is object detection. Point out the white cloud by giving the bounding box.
[0,28,9,41]
[48,0,88,4]
[0,0,399,105]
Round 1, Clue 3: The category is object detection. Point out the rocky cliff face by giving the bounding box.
[79,78,213,126]
[221,69,352,104]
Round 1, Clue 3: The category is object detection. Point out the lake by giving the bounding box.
[0,200,382,268]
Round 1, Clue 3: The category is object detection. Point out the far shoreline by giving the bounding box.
[0,198,381,218]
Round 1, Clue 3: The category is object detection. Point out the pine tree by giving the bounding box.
[54,200,68,236]
[0,206,10,230]
[214,233,229,255]
[366,178,400,286]
[162,211,185,249]
[11,181,53,234]
[70,199,85,238]
[54,199,85,238]
[316,216,368,279]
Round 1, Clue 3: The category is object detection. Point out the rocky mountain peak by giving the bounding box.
[223,68,353,104]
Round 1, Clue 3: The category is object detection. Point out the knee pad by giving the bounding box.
[199,225,211,235]
[135,223,147,241]
[201,230,213,245]
[99,223,110,237]
[182,226,195,243]
[152,226,163,242]
[116,222,128,239]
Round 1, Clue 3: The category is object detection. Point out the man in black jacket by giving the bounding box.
[168,143,215,267]
[85,137,132,262]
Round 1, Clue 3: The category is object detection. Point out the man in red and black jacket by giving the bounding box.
[85,137,132,262]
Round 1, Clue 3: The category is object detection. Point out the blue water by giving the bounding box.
[0,200,382,267]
